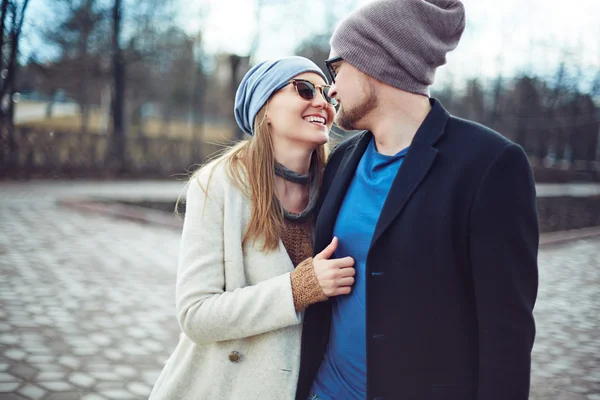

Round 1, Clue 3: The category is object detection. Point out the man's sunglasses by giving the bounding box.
[324,56,343,83]
[289,79,338,107]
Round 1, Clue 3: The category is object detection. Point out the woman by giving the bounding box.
[149,56,355,399]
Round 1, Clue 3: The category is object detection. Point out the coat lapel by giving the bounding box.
[370,99,450,246]
[315,131,372,252]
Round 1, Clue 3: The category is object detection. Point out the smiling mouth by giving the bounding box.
[303,116,326,126]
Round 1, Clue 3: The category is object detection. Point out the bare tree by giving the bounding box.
[105,0,126,171]
[0,0,30,175]
[40,0,110,133]
[0,0,29,123]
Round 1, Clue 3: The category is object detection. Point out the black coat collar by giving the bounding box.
[315,99,450,252]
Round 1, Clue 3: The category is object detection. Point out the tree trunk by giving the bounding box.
[229,54,244,140]
[0,0,9,75]
[78,0,93,137]
[5,1,29,175]
[0,0,10,173]
[107,0,126,172]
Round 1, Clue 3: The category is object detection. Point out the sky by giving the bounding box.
[21,0,600,92]
[181,0,600,90]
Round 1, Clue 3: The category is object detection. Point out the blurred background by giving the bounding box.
[0,0,598,180]
[0,0,599,399]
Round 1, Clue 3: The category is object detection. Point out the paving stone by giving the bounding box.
[31,364,65,373]
[26,356,54,364]
[88,334,112,347]
[99,389,136,399]
[0,372,20,382]
[141,339,164,352]
[58,356,80,370]
[103,350,124,361]
[37,381,75,391]
[68,372,96,389]
[8,364,39,381]
[17,384,46,400]
[85,364,113,373]
[36,372,67,381]
[121,345,148,356]
[127,381,152,397]
[90,372,121,381]
[0,335,19,346]
[3,350,27,361]
[22,347,52,356]
[113,365,137,379]
[45,393,82,400]
[95,382,127,390]
[0,394,28,400]
[72,348,100,356]
[81,394,108,400]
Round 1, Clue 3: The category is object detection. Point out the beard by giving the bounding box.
[334,81,377,131]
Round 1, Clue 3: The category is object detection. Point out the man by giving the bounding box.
[297,1,539,399]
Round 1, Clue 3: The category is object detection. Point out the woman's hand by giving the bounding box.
[313,237,355,297]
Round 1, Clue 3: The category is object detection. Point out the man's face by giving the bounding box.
[326,50,378,131]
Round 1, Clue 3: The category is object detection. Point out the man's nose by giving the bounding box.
[328,82,338,99]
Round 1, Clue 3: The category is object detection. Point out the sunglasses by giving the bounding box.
[290,79,338,107]
[324,56,343,83]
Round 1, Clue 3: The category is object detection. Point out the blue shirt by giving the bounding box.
[311,138,409,400]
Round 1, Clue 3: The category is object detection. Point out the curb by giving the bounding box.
[58,199,183,230]
[539,226,600,247]
[58,198,600,246]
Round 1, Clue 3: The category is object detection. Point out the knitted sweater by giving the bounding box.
[282,219,327,312]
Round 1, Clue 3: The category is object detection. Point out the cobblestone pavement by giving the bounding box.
[0,189,181,400]
[0,181,599,399]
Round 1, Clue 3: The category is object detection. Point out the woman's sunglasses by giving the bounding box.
[289,79,338,107]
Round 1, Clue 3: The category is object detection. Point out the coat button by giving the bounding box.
[228,351,241,362]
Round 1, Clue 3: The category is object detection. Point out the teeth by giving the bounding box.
[304,116,326,125]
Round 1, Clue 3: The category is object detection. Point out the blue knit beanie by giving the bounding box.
[234,56,327,136]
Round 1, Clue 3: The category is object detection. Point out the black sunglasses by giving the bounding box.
[324,56,343,83]
[290,79,338,107]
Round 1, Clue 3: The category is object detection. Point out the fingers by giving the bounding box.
[313,263,356,297]
[337,276,355,287]
[332,285,352,296]
[333,256,355,269]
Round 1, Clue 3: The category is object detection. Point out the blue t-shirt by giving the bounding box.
[311,138,408,399]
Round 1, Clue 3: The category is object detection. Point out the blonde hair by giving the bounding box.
[178,103,327,251]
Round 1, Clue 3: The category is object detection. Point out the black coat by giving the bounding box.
[297,99,539,400]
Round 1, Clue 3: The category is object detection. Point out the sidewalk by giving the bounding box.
[2,179,599,200]
[0,181,599,399]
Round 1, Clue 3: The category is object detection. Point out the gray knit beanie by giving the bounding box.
[330,0,466,96]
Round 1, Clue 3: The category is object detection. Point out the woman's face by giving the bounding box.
[266,72,336,150]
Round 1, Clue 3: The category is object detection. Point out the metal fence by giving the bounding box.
[1,126,600,182]
[0,127,224,179]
